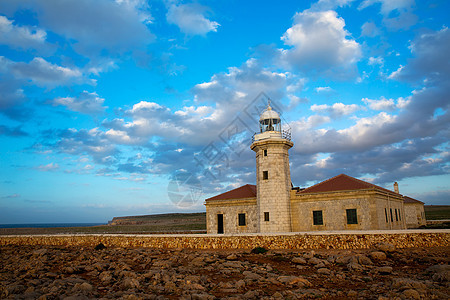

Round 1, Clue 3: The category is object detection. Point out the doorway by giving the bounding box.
[217,214,224,234]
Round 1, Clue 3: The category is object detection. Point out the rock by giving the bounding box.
[426,264,450,282]
[403,289,420,299]
[292,257,307,264]
[308,257,322,265]
[317,268,331,275]
[192,293,214,300]
[377,266,393,275]
[272,291,283,298]
[335,254,357,265]
[63,295,89,300]
[369,251,387,261]
[242,271,262,281]
[277,276,311,287]
[376,242,395,253]
[426,264,450,273]
[222,261,243,269]
[356,255,373,265]
[235,279,246,289]
[243,290,259,299]
[347,262,363,271]
[347,290,358,297]
[191,256,206,267]
[122,277,139,289]
[73,282,93,293]
[190,283,205,291]
[226,254,238,260]
[303,250,315,259]
[392,278,426,290]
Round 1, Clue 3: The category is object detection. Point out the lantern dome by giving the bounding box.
[259,104,281,133]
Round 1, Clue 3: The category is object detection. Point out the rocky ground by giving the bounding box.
[0,243,448,299]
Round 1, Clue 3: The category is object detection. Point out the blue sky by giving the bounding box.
[0,0,449,224]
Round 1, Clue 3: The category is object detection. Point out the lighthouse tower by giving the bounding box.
[250,103,293,232]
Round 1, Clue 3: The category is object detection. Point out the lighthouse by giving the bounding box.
[250,103,293,232]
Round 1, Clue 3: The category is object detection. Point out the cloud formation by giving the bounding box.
[53,91,106,115]
[280,10,361,77]
[0,0,154,57]
[0,16,48,51]
[166,2,220,36]
[359,0,417,30]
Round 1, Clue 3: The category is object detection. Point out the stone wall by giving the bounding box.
[405,203,427,228]
[291,190,406,231]
[205,198,257,234]
[1,231,448,250]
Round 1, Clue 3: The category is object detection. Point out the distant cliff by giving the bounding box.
[108,212,206,226]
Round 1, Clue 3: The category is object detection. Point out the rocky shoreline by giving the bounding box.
[0,243,448,299]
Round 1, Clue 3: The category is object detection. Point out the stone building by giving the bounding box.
[204,104,425,234]
[403,196,427,228]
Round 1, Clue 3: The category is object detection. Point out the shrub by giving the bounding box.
[251,246,268,254]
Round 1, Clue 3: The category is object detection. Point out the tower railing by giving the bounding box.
[251,128,292,142]
[282,129,291,141]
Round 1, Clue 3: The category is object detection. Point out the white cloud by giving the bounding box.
[37,162,59,171]
[363,97,395,111]
[11,57,86,87]
[368,57,384,66]
[53,91,106,115]
[359,0,417,30]
[311,0,356,10]
[315,86,333,93]
[362,96,411,111]
[287,94,308,110]
[166,3,219,36]
[361,21,380,37]
[311,102,359,117]
[387,65,404,79]
[280,10,361,77]
[0,0,155,57]
[105,129,145,145]
[0,16,48,51]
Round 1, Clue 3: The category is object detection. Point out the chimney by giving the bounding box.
[394,182,399,194]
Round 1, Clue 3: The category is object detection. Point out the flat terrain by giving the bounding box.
[0,213,207,235]
[1,206,449,235]
[425,205,450,220]
[0,244,448,299]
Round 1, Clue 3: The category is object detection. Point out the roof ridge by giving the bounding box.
[205,183,256,201]
[298,173,398,195]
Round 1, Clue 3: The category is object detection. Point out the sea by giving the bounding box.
[0,223,105,229]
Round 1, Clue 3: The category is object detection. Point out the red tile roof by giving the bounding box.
[297,174,398,196]
[403,196,424,204]
[205,184,256,201]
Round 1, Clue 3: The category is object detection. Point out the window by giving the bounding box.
[346,209,358,224]
[395,209,398,221]
[263,171,268,180]
[399,209,401,221]
[264,212,270,221]
[390,208,393,222]
[263,149,267,156]
[313,210,323,225]
[238,213,246,226]
[385,208,388,223]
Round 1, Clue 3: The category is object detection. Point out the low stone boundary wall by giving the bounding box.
[1,230,449,250]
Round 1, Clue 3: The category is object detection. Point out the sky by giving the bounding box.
[0,0,449,224]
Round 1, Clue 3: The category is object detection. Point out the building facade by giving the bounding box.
[204,104,424,234]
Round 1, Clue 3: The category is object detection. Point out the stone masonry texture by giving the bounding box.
[1,231,448,250]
